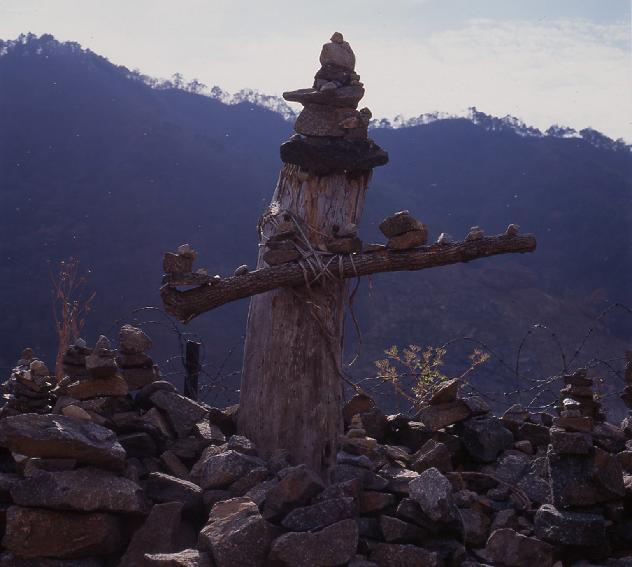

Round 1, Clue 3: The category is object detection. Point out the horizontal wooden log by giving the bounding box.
[160,233,536,322]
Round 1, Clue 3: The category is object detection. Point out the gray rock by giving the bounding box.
[550,426,593,454]
[193,449,263,490]
[379,515,426,543]
[484,528,553,567]
[379,211,424,238]
[10,467,148,513]
[144,472,203,513]
[319,40,355,70]
[149,390,209,438]
[460,507,491,546]
[458,416,513,462]
[2,505,123,559]
[294,104,359,138]
[0,414,126,470]
[370,543,440,567]
[408,467,458,523]
[417,400,471,431]
[119,324,152,354]
[119,502,183,567]
[270,518,358,567]
[411,439,453,473]
[264,464,324,519]
[143,549,212,567]
[534,503,606,546]
[226,434,258,455]
[281,496,356,531]
[331,464,388,491]
[199,497,277,567]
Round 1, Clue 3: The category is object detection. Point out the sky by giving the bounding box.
[1,0,630,140]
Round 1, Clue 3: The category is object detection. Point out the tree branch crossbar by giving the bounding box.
[160,233,536,322]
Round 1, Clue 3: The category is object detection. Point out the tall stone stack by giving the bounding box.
[280,32,388,176]
[117,324,160,390]
[556,367,604,421]
[0,349,54,417]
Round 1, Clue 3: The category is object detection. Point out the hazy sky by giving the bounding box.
[1,0,630,139]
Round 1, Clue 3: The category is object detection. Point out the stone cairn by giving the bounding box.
[0,333,631,565]
[0,349,54,416]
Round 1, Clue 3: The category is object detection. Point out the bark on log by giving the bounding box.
[161,233,537,323]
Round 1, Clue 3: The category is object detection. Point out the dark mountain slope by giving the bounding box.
[1,35,630,408]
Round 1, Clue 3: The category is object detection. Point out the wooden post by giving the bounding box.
[184,339,200,401]
[238,165,372,477]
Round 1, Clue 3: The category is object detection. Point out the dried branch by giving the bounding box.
[161,233,536,322]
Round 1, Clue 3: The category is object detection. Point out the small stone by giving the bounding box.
[262,248,301,266]
[119,324,152,354]
[429,378,460,405]
[379,515,426,543]
[411,439,452,473]
[417,400,471,431]
[506,223,520,236]
[65,375,129,399]
[466,226,484,241]
[458,416,513,462]
[150,390,209,438]
[144,549,212,567]
[514,440,534,454]
[550,427,592,454]
[379,211,425,238]
[144,472,203,513]
[84,354,117,379]
[234,264,249,276]
[435,232,453,245]
[264,464,324,519]
[326,236,362,254]
[61,404,92,421]
[330,32,344,43]
[281,496,356,531]
[29,360,49,377]
[359,491,396,514]
[320,39,356,71]
[295,104,359,137]
[193,450,264,490]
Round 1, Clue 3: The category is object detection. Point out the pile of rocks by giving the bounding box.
[379,210,428,250]
[0,349,54,416]
[0,355,631,565]
[280,33,388,175]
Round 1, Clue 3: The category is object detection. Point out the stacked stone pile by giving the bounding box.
[280,33,388,176]
[379,210,428,251]
[0,349,54,417]
[0,355,631,565]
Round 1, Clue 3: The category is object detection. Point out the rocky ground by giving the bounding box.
[0,327,631,566]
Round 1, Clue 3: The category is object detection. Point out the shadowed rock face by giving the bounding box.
[280,32,388,174]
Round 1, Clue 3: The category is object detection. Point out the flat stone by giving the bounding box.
[119,502,183,567]
[283,86,365,108]
[484,528,553,567]
[119,324,152,354]
[229,466,269,496]
[144,472,203,513]
[331,464,388,491]
[163,252,194,273]
[370,543,439,567]
[264,464,324,520]
[144,549,212,567]
[193,449,263,490]
[281,496,356,531]
[417,400,471,431]
[280,136,388,176]
[387,229,428,250]
[314,63,352,85]
[84,354,117,379]
[199,497,277,567]
[0,414,126,470]
[552,415,593,432]
[194,421,226,445]
[379,211,425,238]
[379,515,426,543]
[61,404,92,421]
[380,465,419,494]
[2,506,123,559]
[534,503,605,546]
[269,518,358,567]
[429,379,461,405]
[150,390,209,438]
[411,439,453,473]
[121,367,158,390]
[408,467,458,523]
[65,375,128,399]
[10,467,148,513]
[550,426,593,454]
[295,104,359,137]
[458,416,513,463]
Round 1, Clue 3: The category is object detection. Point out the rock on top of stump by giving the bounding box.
[379,211,425,238]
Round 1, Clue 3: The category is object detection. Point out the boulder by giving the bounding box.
[281,496,356,531]
[458,416,513,462]
[269,518,358,567]
[0,414,126,470]
[408,467,458,524]
[2,506,123,559]
[483,528,553,567]
[534,504,606,546]
[10,467,148,513]
[370,543,440,567]
[119,502,183,567]
[199,497,277,567]
[149,391,209,438]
